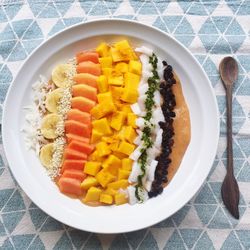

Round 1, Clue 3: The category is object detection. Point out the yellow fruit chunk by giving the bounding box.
[115,193,128,205]
[99,57,112,68]
[124,126,137,143]
[100,193,113,204]
[118,141,135,156]
[107,180,129,190]
[110,86,123,100]
[102,136,116,144]
[84,187,102,202]
[81,176,98,190]
[96,141,111,157]
[91,129,102,143]
[113,151,127,159]
[92,118,112,135]
[110,47,132,62]
[102,68,113,77]
[121,88,138,103]
[117,127,126,140]
[115,40,131,51]
[122,158,133,171]
[108,76,124,86]
[97,75,108,93]
[127,113,137,128]
[84,162,101,176]
[121,105,132,114]
[96,169,116,188]
[115,62,128,74]
[104,188,117,196]
[97,91,113,103]
[103,155,121,175]
[90,105,104,120]
[124,72,141,89]
[128,60,142,75]
[109,141,119,152]
[89,150,105,162]
[91,99,116,119]
[118,169,131,180]
[110,111,126,131]
[96,42,109,57]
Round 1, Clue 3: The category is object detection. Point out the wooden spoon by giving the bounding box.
[219,57,239,219]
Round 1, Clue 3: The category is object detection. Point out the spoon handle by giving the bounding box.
[226,85,234,175]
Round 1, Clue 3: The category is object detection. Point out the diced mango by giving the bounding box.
[96,42,109,57]
[81,176,98,190]
[115,40,131,52]
[115,62,128,74]
[102,68,113,77]
[110,47,131,62]
[124,126,137,143]
[110,86,124,100]
[84,187,102,202]
[103,155,121,175]
[99,57,112,68]
[113,151,127,159]
[121,105,132,114]
[100,99,117,115]
[109,141,119,152]
[91,129,102,143]
[124,72,141,89]
[100,193,113,204]
[84,162,101,176]
[107,180,129,190]
[96,141,111,157]
[104,188,117,196]
[110,111,126,131]
[96,169,116,188]
[118,169,131,180]
[102,136,116,144]
[92,118,112,135]
[122,158,133,171]
[118,141,135,156]
[121,88,138,103]
[127,113,137,128]
[108,76,124,86]
[97,75,108,93]
[90,105,105,119]
[89,150,105,162]
[97,91,113,103]
[117,127,126,140]
[115,192,128,205]
[128,60,142,75]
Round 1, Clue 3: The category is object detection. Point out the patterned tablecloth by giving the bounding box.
[1,0,250,249]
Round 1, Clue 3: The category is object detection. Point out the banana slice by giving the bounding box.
[51,64,73,88]
[41,113,60,139]
[39,143,54,168]
[45,88,63,113]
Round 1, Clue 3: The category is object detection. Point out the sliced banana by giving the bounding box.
[39,143,54,168]
[45,88,63,113]
[51,64,73,88]
[41,113,60,139]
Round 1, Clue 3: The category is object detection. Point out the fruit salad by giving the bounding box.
[23,40,190,206]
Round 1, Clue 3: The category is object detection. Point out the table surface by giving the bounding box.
[0,0,250,249]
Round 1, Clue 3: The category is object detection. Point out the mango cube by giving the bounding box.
[110,86,123,100]
[121,105,132,114]
[97,91,113,103]
[96,169,116,188]
[115,192,128,205]
[108,76,124,86]
[81,176,98,190]
[124,72,141,89]
[118,169,131,180]
[109,141,119,152]
[121,88,138,103]
[84,187,102,202]
[104,188,117,196]
[96,141,111,157]
[110,111,126,131]
[84,162,101,176]
[128,60,142,75]
[99,57,112,68]
[102,68,113,77]
[122,158,133,171]
[97,75,108,93]
[92,118,112,135]
[111,47,131,62]
[103,155,121,175]
[89,150,105,162]
[100,193,113,204]
[115,62,128,74]
[118,141,135,156]
[127,113,137,128]
[117,127,126,140]
[91,129,102,143]
[96,42,109,57]
[107,180,129,190]
[115,40,131,52]
[124,126,137,143]
[113,151,127,160]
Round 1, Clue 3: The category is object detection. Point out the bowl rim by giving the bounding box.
[2,18,220,233]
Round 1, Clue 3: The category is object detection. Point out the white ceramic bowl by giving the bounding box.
[2,20,219,233]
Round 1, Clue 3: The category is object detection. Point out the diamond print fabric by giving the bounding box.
[0,0,250,249]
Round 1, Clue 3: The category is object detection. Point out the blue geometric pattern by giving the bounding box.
[0,0,250,249]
